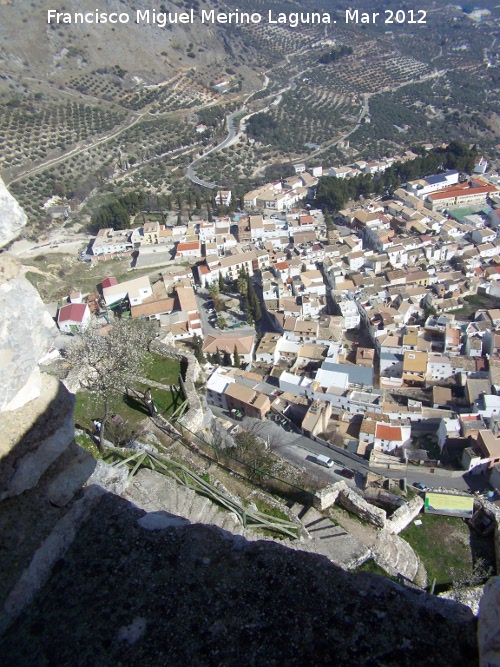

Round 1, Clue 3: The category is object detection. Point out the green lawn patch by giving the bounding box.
[251,497,290,522]
[75,432,103,459]
[141,352,181,386]
[400,513,472,589]
[74,353,183,437]
[135,381,184,417]
[74,390,150,434]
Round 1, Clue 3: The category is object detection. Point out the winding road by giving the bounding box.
[187,109,244,189]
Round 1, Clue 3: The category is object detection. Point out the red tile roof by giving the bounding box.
[58,303,88,323]
[428,183,497,201]
[101,277,118,289]
[176,242,199,252]
[375,423,403,442]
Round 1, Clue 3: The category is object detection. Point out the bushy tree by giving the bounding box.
[67,319,158,450]
[208,281,219,299]
[233,344,240,368]
[192,333,205,363]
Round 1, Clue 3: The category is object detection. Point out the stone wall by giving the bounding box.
[312,482,344,511]
[150,334,206,433]
[313,481,387,528]
[364,487,406,512]
[385,495,425,535]
[338,485,387,528]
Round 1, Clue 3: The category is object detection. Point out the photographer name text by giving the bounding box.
[47,8,427,28]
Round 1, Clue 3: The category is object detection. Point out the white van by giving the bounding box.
[316,454,334,468]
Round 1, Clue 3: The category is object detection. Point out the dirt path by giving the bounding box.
[327,505,379,549]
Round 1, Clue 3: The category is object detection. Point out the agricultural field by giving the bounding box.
[0,97,126,178]
[196,142,271,187]
[8,113,203,227]
[245,85,359,158]
[307,48,432,96]
[238,22,318,63]
[2,0,500,239]
[349,67,500,160]
[66,70,219,112]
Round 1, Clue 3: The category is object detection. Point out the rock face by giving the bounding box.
[0,255,58,412]
[0,176,26,248]
[0,374,75,500]
[0,492,479,667]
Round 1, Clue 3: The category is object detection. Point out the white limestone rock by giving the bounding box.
[138,512,191,531]
[0,374,75,500]
[440,585,484,616]
[0,176,27,248]
[84,459,130,496]
[0,258,58,412]
[47,445,97,507]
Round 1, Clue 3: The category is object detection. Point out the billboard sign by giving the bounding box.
[424,492,474,519]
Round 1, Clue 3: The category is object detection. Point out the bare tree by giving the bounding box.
[67,319,158,451]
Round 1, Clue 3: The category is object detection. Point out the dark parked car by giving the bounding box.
[413,482,428,491]
[340,468,355,479]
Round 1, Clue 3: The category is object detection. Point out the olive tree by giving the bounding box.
[67,318,159,450]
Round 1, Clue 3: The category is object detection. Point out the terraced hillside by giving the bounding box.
[2,0,500,232]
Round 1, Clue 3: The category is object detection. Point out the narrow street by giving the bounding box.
[209,407,475,494]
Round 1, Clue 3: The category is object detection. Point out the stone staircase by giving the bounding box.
[291,505,371,570]
[124,469,245,535]
[125,471,373,570]
[371,530,426,586]
[290,502,427,586]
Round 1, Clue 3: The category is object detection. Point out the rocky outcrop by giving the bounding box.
[0,374,75,500]
[440,585,485,617]
[476,498,500,576]
[0,254,58,412]
[0,176,26,248]
[386,495,425,535]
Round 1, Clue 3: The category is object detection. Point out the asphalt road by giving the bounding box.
[187,109,244,188]
[209,406,480,494]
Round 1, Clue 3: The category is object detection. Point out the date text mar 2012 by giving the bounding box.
[345,9,427,24]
